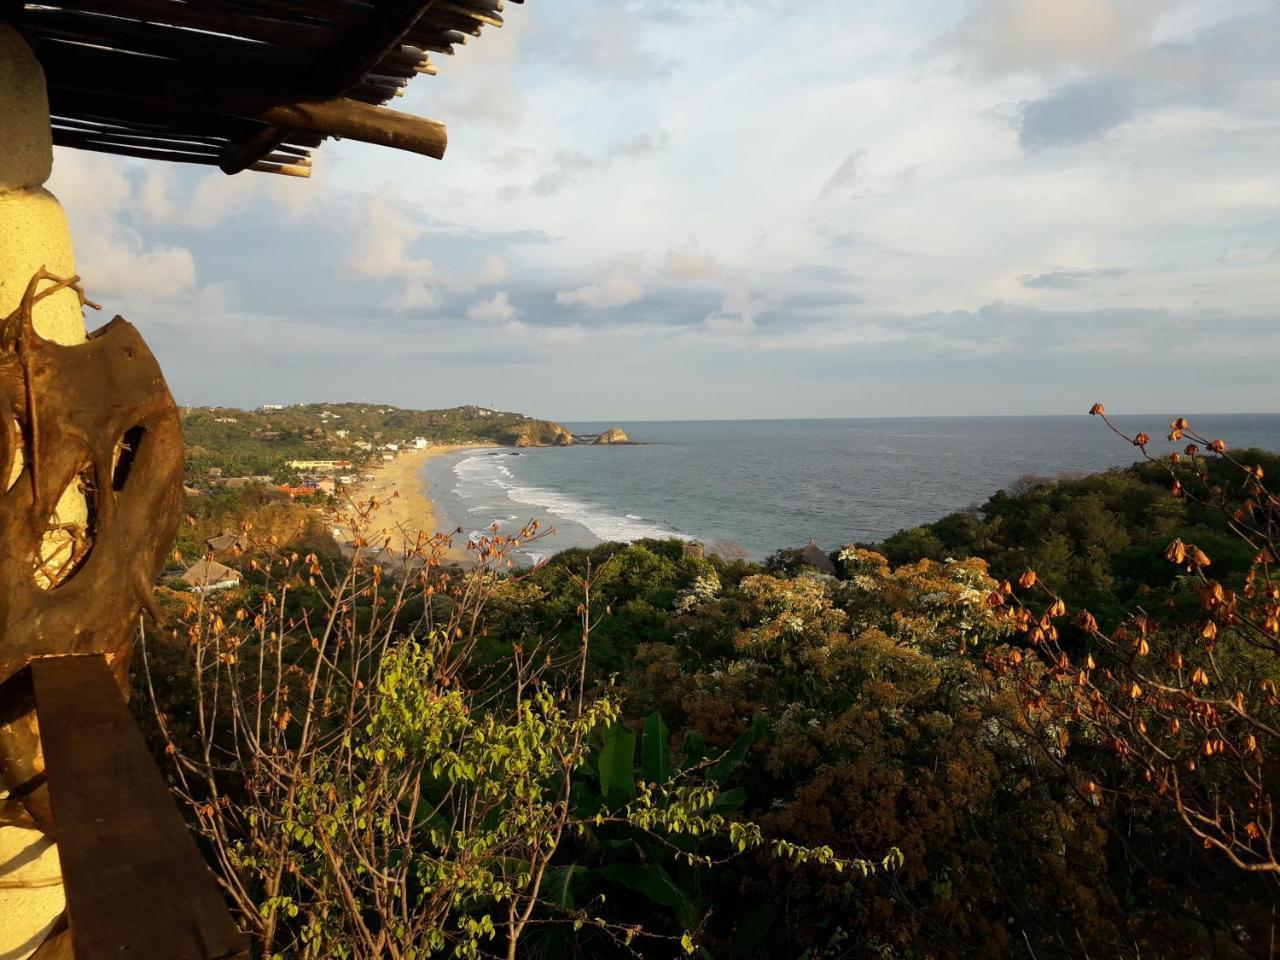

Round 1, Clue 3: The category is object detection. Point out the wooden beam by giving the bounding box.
[220,0,439,174]
[258,98,446,159]
[31,655,249,960]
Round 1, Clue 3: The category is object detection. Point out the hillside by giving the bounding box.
[180,402,572,481]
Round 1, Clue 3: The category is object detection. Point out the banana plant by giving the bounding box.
[534,712,769,956]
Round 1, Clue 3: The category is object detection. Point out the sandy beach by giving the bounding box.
[338,443,496,563]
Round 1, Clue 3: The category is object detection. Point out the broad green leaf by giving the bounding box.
[598,723,637,807]
[597,863,695,927]
[641,712,671,784]
[543,864,583,910]
[710,728,755,786]
[684,730,707,763]
[709,787,746,813]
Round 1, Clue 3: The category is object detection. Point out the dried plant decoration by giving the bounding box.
[0,269,184,810]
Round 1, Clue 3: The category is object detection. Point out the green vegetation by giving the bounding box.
[873,448,1280,624]
[180,402,571,481]
[140,429,1280,958]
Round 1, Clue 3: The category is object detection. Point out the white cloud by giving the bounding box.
[391,281,443,315]
[702,287,776,338]
[657,241,721,282]
[466,291,519,322]
[350,192,433,283]
[504,319,586,345]
[940,0,1177,74]
[556,275,644,310]
[480,254,510,285]
[48,151,201,302]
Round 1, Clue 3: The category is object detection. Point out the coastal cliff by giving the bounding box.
[499,419,574,447]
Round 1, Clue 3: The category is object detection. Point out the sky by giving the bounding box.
[49,0,1280,420]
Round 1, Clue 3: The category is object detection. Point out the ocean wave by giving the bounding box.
[452,455,688,544]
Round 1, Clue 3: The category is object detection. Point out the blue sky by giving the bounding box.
[50,0,1280,419]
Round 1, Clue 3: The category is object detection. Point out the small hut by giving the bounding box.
[204,532,252,554]
[181,559,242,593]
[798,539,836,575]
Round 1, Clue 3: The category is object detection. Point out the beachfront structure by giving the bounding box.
[0,4,520,956]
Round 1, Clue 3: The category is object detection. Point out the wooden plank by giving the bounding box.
[31,655,248,960]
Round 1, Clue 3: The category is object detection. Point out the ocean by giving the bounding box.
[421,415,1280,564]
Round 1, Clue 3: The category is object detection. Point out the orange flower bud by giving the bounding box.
[1134,432,1151,447]
[1208,438,1226,454]
[1191,547,1211,568]
[1089,403,1105,415]
[1191,667,1209,686]
[1166,539,1186,565]
[1201,620,1217,641]
[1019,570,1038,589]
[1129,682,1143,699]
[1172,418,1189,430]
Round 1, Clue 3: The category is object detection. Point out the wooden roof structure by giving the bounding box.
[2,0,518,177]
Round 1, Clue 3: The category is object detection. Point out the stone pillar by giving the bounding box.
[0,23,77,960]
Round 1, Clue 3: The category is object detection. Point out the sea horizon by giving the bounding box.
[421,413,1280,564]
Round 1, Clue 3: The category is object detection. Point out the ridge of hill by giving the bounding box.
[181,402,570,481]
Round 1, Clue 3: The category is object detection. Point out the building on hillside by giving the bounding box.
[205,532,251,554]
[413,437,428,448]
[354,440,373,451]
[798,539,836,575]
[223,476,272,489]
[682,540,706,560]
[260,404,284,411]
[181,560,242,593]
[286,459,339,471]
[335,429,349,438]
[213,417,238,423]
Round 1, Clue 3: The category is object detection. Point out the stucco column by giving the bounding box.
[0,24,79,959]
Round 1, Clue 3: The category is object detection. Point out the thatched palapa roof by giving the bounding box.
[4,0,518,177]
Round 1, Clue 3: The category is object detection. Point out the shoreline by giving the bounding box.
[337,443,497,565]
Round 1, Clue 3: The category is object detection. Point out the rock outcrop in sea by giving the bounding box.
[594,427,631,445]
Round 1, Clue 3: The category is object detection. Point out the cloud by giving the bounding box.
[1015,76,1138,149]
[657,241,721,282]
[467,291,519,322]
[817,149,867,201]
[48,151,202,302]
[504,319,586,346]
[1020,267,1126,289]
[350,193,433,283]
[557,275,645,310]
[480,255,510,285]
[939,0,1175,74]
[391,281,443,315]
[514,131,669,197]
[702,287,776,338]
